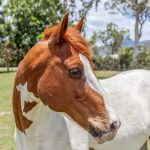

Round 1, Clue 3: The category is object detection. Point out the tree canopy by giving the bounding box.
[93,23,129,54]
[0,0,64,65]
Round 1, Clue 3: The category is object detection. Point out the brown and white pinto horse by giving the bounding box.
[12,13,120,150]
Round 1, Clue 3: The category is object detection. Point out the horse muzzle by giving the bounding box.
[89,120,121,144]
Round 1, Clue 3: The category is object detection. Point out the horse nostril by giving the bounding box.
[89,126,98,137]
[110,121,118,132]
[89,126,103,137]
[118,120,121,127]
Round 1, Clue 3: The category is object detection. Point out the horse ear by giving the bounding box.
[48,13,69,54]
[56,12,69,44]
[75,16,84,32]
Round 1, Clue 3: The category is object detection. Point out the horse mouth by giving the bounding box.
[89,125,108,137]
[95,137,105,144]
[89,127,105,144]
[89,125,116,144]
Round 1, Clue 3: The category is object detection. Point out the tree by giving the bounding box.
[88,32,99,55]
[62,0,102,34]
[105,0,150,59]
[3,0,64,64]
[63,0,101,21]
[96,23,129,54]
[0,0,15,71]
[0,41,15,71]
[1,0,102,65]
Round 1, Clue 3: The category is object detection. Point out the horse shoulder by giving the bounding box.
[13,71,72,150]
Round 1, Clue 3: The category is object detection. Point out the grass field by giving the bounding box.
[0,70,149,150]
[95,70,119,79]
[0,71,16,150]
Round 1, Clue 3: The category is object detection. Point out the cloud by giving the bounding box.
[86,3,150,41]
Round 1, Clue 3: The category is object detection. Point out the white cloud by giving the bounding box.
[85,3,150,41]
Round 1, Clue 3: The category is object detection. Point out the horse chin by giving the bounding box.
[95,137,105,144]
[94,136,113,144]
[93,132,117,144]
[90,130,117,144]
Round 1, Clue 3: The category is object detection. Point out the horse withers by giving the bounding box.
[12,13,120,150]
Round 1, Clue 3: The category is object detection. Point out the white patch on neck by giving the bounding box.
[15,82,72,150]
[79,53,119,124]
[16,83,39,112]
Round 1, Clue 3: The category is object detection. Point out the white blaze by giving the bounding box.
[79,53,119,124]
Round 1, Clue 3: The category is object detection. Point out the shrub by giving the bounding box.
[93,56,120,70]
[92,56,103,70]
[129,60,138,69]
[119,48,133,70]
[145,55,150,69]
[137,52,147,66]
[0,58,5,67]
[91,48,150,71]
[102,56,120,70]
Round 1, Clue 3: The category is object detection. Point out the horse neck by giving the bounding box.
[15,82,72,150]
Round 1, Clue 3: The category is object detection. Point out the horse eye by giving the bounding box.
[69,68,82,79]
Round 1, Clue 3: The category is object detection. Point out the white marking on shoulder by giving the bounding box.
[15,83,73,150]
[16,82,40,118]
[16,82,56,122]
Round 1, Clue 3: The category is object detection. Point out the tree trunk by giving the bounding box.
[6,62,10,72]
[134,12,140,60]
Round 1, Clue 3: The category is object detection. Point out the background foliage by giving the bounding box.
[93,49,150,71]
[0,0,150,71]
[0,0,64,66]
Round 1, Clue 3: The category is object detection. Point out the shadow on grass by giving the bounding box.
[98,77,109,79]
[0,70,16,74]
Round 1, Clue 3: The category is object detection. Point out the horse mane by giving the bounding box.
[43,26,92,60]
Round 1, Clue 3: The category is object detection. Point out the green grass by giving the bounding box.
[148,140,150,149]
[0,72,16,150]
[0,115,15,150]
[95,70,120,79]
[0,72,16,112]
[0,70,149,150]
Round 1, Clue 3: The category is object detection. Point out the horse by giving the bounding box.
[12,13,120,150]
[63,69,150,150]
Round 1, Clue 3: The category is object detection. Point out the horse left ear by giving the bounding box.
[48,13,69,54]
[56,12,69,44]
[75,16,84,32]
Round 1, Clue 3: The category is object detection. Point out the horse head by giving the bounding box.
[16,13,120,144]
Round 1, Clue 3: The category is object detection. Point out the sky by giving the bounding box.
[85,2,150,41]
[1,0,150,42]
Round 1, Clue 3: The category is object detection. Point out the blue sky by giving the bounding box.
[85,2,150,41]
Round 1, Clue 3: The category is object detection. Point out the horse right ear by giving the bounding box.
[75,16,84,32]
[48,13,69,54]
